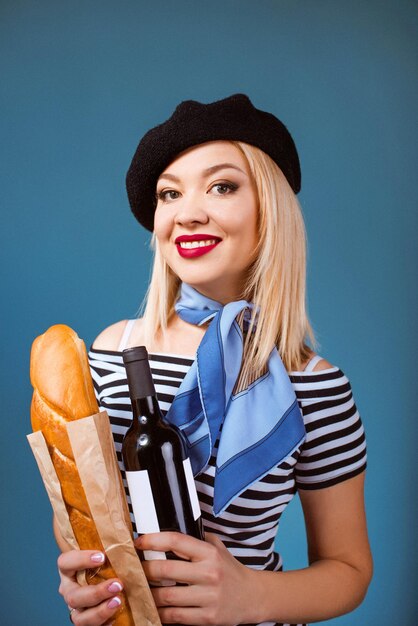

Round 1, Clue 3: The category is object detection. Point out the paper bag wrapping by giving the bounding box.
[27,430,88,586]
[27,410,161,626]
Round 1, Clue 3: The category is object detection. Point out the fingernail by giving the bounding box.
[107,596,122,609]
[108,582,123,593]
[91,552,105,563]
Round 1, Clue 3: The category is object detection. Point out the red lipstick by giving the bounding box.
[175,234,222,258]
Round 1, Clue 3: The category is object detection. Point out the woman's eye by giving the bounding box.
[210,182,238,195]
[157,189,180,202]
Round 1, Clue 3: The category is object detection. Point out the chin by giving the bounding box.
[167,260,244,301]
[171,264,222,289]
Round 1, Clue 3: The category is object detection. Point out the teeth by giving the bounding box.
[178,239,218,249]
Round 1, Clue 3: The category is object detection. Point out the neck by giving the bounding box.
[186,281,245,305]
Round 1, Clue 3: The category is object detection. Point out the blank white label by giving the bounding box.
[125,469,166,561]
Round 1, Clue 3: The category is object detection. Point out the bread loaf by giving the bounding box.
[30,324,134,626]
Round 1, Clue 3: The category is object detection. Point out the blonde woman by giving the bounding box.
[54,94,373,626]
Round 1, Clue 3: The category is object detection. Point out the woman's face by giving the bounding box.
[154,141,259,303]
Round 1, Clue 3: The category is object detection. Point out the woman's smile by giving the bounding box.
[175,233,222,257]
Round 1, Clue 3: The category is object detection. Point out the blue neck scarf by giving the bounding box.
[165,283,306,516]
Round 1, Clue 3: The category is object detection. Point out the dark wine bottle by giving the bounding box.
[121,346,204,564]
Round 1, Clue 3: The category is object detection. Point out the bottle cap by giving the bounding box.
[122,346,149,364]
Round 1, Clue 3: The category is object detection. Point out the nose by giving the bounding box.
[174,192,209,227]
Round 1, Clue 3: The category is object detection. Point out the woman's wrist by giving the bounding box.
[239,565,270,624]
[245,559,372,625]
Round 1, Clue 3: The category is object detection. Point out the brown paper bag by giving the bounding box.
[27,432,77,550]
[28,411,161,626]
[27,430,88,586]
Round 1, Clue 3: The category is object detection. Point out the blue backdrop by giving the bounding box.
[1,1,416,624]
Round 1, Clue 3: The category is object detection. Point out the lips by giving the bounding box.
[175,234,222,258]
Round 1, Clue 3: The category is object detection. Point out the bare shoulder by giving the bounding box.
[92,319,144,351]
[92,320,128,351]
[313,358,334,371]
[300,351,335,372]
[93,318,142,351]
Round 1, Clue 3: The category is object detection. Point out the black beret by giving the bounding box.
[126,93,301,231]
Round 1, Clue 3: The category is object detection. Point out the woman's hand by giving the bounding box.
[57,549,124,625]
[134,531,256,626]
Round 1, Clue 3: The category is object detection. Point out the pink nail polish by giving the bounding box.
[108,596,122,609]
[91,552,105,563]
[108,582,123,593]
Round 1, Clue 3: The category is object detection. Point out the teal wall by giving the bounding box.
[1,1,416,624]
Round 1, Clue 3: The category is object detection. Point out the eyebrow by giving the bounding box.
[158,162,247,183]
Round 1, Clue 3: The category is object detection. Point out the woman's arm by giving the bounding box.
[249,471,373,624]
[248,359,373,623]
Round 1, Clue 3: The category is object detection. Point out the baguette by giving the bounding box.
[30,324,134,626]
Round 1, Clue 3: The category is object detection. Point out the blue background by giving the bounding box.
[1,1,416,624]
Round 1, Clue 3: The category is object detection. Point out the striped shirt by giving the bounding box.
[88,348,367,626]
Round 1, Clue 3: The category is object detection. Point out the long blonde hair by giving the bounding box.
[141,141,316,373]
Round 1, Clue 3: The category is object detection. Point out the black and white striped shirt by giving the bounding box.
[88,348,367,626]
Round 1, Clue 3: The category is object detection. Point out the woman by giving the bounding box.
[54,94,373,626]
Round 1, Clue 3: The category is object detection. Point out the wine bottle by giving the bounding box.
[121,346,204,564]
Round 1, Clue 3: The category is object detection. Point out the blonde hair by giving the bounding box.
[141,141,316,373]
